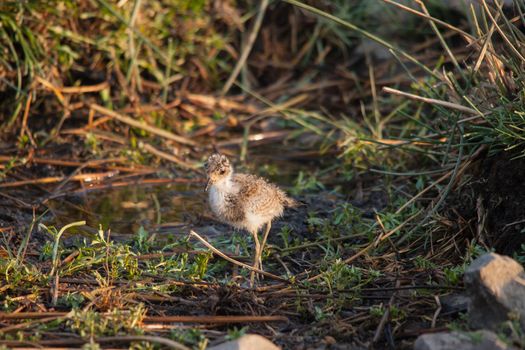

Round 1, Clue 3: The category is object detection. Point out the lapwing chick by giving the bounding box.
[204,153,296,285]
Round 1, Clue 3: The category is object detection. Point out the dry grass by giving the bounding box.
[1,0,525,349]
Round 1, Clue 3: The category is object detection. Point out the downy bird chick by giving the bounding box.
[204,153,296,284]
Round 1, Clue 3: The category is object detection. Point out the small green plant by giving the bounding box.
[413,256,437,270]
[465,243,489,263]
[60,227,140,280]
[189,252,211,279]
[85,132,99,154]
[369,304,405,322]
[314,305,332,321]
[130,342,155,350]
[68,304,146,338]
[170,329,207,349]
[0,157,18,179]
[291,171,325,195]
[332,203,361,226]
[39,241,54,261]
[38,221,86,277]
[57,292,85,309]
[390,305,406,322]
[0,256,45,289]
[225,326,248,341]
[133,226,153,253]
[320,259,361,292]
[370,304,384,318]
[81,342,101,350]
[278,225,293,249]
[443,265,464,286]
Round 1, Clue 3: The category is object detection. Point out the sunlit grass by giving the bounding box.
[3,0,525,347]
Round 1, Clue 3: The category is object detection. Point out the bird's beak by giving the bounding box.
[205,178,211,191]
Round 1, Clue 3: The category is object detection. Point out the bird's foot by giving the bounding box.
[257,258,265,280]
[249,270,259,287]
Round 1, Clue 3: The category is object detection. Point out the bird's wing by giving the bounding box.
[233,174,284,215]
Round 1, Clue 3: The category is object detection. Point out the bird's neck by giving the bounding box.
[209,175,235,214]
[213,175,234,193]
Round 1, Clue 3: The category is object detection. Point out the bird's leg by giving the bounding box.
[261,221,272,255]
[250,230,261,287]
[259,221,272,272]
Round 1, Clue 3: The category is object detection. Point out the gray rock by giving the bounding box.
[355,39,392,60]
[414,330,513,350]
[440,293,469,314]
[464,253,525,330]
[207,334,280,350]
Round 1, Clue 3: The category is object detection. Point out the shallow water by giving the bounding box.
[44,154,312,237]
[45,182,203,236]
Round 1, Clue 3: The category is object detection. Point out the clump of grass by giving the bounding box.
[68,304,146,338]
[170,328,208,349]
[282,1,525,255]
[4,0,525,348]
[0,0,242,133]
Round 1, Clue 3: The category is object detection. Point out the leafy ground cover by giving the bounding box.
[1,0,525,349]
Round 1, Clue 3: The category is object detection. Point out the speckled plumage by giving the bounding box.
[204,153,296,284]
[205,154,295,232]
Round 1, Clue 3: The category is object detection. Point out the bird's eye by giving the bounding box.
[219,169,226,175]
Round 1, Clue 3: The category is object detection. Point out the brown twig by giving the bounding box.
[19,91,34,146]
[90,104,196,146]
[221,0,270,95]
[184,93,259,114]
[60,81,109,94]
[140,142,200,171]
[144,315,288,324]
[431,295,442,329]
[382,87,480,115]
[0,172,120,188]
[136,250,248,261]
[372,280,400,345]
[0,315,63,333]
[0,156,155,173]
[0,312,288,324]
[0,335,189,350]
[189,230,289,283]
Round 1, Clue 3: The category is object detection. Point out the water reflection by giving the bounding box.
[45,154,311,237]
[46,183,205,235]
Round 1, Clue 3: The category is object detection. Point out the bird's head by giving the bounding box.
[204,153,232,191]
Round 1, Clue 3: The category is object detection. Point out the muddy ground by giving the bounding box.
[2,1,525,349]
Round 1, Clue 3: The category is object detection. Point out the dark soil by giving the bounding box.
[450,152,525,255]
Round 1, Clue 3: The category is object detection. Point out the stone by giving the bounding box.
[440,293,469,314]
[464,253,525,330]
[207,334,280,350]
[355,39,392,60]
[414,330,514,350]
